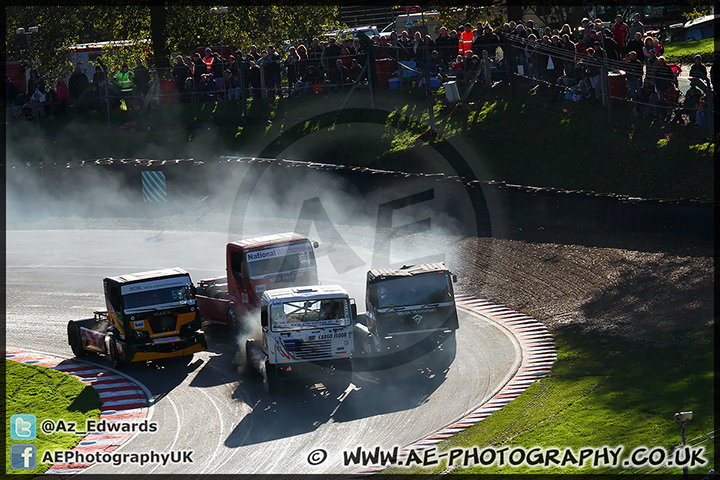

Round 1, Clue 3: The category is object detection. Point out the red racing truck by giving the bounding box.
[195,233,319,330]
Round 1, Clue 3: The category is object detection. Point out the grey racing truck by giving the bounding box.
[355,263,458,364]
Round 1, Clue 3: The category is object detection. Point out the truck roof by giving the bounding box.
[262,285,349,303]
[105,267,190,285]
[229,232,312,251]
[367,263,450,282]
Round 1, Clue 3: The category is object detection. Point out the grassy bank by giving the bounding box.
[5,360,101,475]
[663,37,715,64]
[5,75,714,202]
[389,321,715,475]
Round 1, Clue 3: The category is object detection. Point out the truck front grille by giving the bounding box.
[150,315,177,334]
[283,339,333,360]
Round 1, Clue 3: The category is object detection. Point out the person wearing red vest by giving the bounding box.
[458,23,474,57]
[202,47,214,72]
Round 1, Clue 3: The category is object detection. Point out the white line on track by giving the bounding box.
[195,386,226,473]
[208,383,255,473]
[144,394,181,475]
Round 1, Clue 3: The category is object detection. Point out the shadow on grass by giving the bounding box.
[550,248,715,448]
[433,322,713,474]
[67,385,102,413]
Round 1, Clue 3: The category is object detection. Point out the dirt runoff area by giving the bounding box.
[450,227,714,346]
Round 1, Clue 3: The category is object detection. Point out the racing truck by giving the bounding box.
[195,233,319,331]
[245,285,356,394]
[67,268,207,367]
[354,263,458,362]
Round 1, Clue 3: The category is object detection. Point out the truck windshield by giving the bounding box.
[271,298,349,331]
[123,285,194,311]
[370,273,453,309]
[245,243,316,279]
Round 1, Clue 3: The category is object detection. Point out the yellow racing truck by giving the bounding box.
[67,268,207,367]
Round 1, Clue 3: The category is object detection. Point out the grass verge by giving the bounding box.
[386,322,715,475]
[663,37,715,64]
[5,360,101,475]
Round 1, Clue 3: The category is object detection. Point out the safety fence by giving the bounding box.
[8,157,713,241]
[498,33,714,128]
[5,50,379,126]
[5,33,715,130]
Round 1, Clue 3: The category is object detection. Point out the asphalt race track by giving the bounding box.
[6,162,521,474]
[6,228,519,474]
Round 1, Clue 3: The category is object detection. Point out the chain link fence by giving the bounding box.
[5,51,379,128]
[498,32,714,128]
[5,33,715,130]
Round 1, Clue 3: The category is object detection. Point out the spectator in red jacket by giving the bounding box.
[52,76,70,116]
[451,54,464,75]
[611,15,629,55]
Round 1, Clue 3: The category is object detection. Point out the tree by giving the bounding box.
[5,5,342,82]
[430,4,602,32]
[432,3,507,32]
[683,0,712,21]
[5,6,151,80]
[161,5,341,58]
[149,6,169,70]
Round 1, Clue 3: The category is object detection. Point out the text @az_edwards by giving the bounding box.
[40,418,158,436]
[311,444,709,470]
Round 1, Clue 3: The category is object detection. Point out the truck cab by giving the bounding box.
[196,233,319,330]
[67,267,207,367]
[357,263,458,358]
[245,285,355,394]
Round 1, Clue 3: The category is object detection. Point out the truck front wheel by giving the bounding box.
[245,339,259,374]
[227,306,240,334]
[67,322,86,358]
[107,335,126,368]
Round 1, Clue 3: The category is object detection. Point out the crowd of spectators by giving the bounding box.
[500,13,716,124]
[4,12,717,126]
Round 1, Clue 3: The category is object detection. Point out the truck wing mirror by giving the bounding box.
[452,274,458,283]
[350,301,357,319]
[190,284,197,297]
[312,241,319,249]
[261,308,268,327]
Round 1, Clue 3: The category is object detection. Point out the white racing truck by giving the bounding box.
[245,285,356,394]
